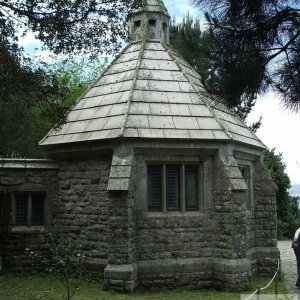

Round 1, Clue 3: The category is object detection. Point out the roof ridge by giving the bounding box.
[162,43,233,141]
[119,40,147,137]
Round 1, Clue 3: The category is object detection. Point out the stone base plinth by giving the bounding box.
[137,257,251,291]
[247,247,280,276]
[103,262,138,292]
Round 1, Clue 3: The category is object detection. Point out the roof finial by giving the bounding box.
[129,0,170,43]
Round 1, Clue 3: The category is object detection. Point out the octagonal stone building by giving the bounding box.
[0,0,279,292]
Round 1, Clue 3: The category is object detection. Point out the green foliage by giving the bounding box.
[0,57,108,158]
[263,148,300,239]
[0,0,133,156]
[27,230,87,300]
[193,0,300,112]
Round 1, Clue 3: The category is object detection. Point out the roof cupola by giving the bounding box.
[129,0,170,43]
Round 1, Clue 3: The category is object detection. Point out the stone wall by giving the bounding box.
[130,151,252,291]
[251,158,279,275]
[0,159,58,269]
[54,156,112,273]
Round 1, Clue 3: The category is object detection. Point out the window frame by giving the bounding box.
[146,162,203,214]
[238,163,253,211]
[12,192,46,228]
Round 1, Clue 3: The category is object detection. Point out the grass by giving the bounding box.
[0,272,287,300]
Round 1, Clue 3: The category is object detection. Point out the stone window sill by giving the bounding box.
[145,211,204,218]
[11,225,45,233]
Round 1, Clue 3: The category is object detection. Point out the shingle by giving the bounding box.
[107,102,128,116]
[107,60,138,74]
[99,80,132,95]
[137,91,169,103]
[212,130,230,140]
[223,121,257,139]
[138,69,184,81]
[96,70,135,85]
[188,130,215,140]
[116,51,140,63]
[166,92,194,104]
[197,117,223,130]
[67,132,92,143]
[143,50,171,60]
[85,118,108,131]
[140,59,161,70]
[124,128,139,137]
[137,128,165,138]
[103,115,124,129]
[129,102,151,115]
[173,116,199,129]
[148,80,181,92]
[164,129,190,139]
[89,129,120,140]
[148,115,174,128]
[66,120,90,134]
[70,105,112,121]
[158,60,178,70]
[126,115,150,128]
[149,103,190,116]
[188,104,212,117]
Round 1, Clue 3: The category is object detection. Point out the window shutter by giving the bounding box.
[185,165,199,211]
[166,165,180,211]
[147,165,162,211]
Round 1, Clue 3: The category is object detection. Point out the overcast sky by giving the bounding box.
[19,0,300,184]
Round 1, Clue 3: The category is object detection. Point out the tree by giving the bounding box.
[170,15,262,130]
[0,0,136,129]
[193,0,300,112]
[28,230,86,300]
[264,148,299,238]
[0,57,108,158]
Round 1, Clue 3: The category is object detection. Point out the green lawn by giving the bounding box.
[0,273,287,300]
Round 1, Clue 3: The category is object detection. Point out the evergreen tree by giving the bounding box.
[193,0,300,112]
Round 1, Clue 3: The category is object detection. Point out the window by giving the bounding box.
[147,164,201,213]
[13,193,45,226]
[134,20,141,28]
[163,22,168,41]
[149,19,156,26]
[239,165,252,210]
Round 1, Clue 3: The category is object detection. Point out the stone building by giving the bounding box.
[0,0,279,292]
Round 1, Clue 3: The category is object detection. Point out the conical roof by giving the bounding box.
[40,2,265,149]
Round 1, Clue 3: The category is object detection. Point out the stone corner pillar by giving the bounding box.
[252,157,279,276]
[212,151,252,291]
[104,145,137,292]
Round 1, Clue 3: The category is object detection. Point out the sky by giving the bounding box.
[18,0,300,185]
